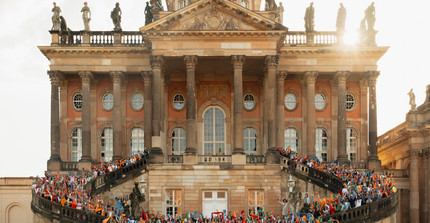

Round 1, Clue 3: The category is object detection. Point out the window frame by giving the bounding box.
[72,92,83,111]
[345,92,357,111]
[130,90,144,111]
[243,93,256,111]
[172,93,186,111]
[243,128,257,155]
[284,128,298,152]
[171,128,186,155]
[101,92,114,111]
[130,128,144,154]
[71,128,82,162]
[346,128,358,162]
[315,92,328,111]
[203,106,226,155]
[248,189,264,217]
[315,128,328,162]
[165,189,182,216]
[100,128,113,162]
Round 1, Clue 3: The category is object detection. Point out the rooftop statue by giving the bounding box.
[145,2,153,25]
[408,89,417,111]
[111,2,122,31]
[304,2,315,32]
[265,0,277,11]
[275,2,284,24]
[365,2,375,31]
[336,3,346,32]
[150,0,164,12]
[51,2,61,31]
[81,2,91,31]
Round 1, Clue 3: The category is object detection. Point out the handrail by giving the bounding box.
[321,191,399,222]
[50,30,146,47]
[84,157,147,195]
[284,31,338,46]
[281,157,344,193]
[31,191,105,223]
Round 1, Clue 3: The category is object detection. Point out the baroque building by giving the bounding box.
[378,85,430,223]
[34,0,400,221]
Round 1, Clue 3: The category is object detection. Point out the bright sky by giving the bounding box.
[0,0,428,177]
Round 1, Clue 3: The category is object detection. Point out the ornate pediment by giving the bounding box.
[141,0,286,31]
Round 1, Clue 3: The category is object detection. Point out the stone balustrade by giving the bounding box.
[60,161,79,171]
[321,191,399,222]
[168,155,184,163]
[375,169,408,178]
[50,30,146,46]
[31,191,105,223]
[246,155,266,164]
[285,31,338,46]
[198,155,232,164]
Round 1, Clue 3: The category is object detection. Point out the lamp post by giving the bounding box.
[287,175,296,193]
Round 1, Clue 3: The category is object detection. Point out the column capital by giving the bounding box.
[231,55,245,69]
[110,71,124,83]
[141,71,153,82]
[276,70,287,81]
[359,79,369,91]
[150,55,164,70]
[304,71,318,84]
[408,149,422,157]
[47,70,63,85]
[78,71,93,83]
[335,71,349,85]
[265,55,279,69]
[184,55,198,70]
[367,70,380,86]
[422,147,430,159]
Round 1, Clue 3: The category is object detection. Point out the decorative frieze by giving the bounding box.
[200,85,228,98]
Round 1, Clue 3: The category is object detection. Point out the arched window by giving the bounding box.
[101,128,113,162]
[284,128,298,152]
[203,107,225,155]
[347,128,357,161]
[130,128,144,153]
[172,128,186,155]
[71,128,82,162]
[315,128,328,162]
[243,128,257,155]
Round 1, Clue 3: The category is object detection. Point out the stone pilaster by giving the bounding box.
[232,55,245,155]
[150,55,164,163]
[264,55,279,164]
[367,71,381,169]
[78,71,93,169]
[336,71,349,164]
[329,80,338,161]
[276,71,286,149]
[184,55,198,157]
[408,149,421,223]
[359,79,369,162]
[142,71,153,151]
[110,71,124,160]
[305,71,318,157]
[47,70,63,171]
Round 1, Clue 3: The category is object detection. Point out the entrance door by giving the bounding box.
[202,191,227,218]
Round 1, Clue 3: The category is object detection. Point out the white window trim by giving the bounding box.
[172,128,186,155]
[130,128,144,153]
[315,128,328,162]
[203,106,226,155]
[243,128,257,155]
[346,128,357,161]
[71,128,82,162]
[166,190,182,216]
[284,128,298,152]
[248,190,264,216]
[101,128,113,162]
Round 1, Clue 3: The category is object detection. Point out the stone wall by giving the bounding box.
[0,177,34,223]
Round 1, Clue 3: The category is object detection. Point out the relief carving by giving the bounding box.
[200,85,228,98]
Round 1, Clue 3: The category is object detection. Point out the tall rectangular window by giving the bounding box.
[166,190,182,216]
[315,128,328,162]
[248,190,264,217]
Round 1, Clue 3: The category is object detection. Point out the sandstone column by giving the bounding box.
[184,55,198,155]
[79,71,93,168]
[264,55,279,164]
[276,71,286,148]
[305,71,318,157]
[367,71,381,169]
[336,71,349,164]
[150,55,164,163]
[359,79,369,162]
[142,71,153,151]
[408,149,421,223]
[232,55,245,154]
[47,70,62,171]
[110,71,124,160]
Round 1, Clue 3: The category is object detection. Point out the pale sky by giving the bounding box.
[0,0,428,177]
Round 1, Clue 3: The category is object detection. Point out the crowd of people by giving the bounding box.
[32,148,396,223]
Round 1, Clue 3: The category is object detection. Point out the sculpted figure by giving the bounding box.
[144,2,153,25]
[150,0,164,12]
[51,2,61,31]
[304,2,315,32]
[275,2,284,24]
[111,2,122,31]
[81,2,91,31]
[265,0,277,11]
[336,3,346,32]
[130,182,145,218]
[408,89,416,111]
[365,2,375,31]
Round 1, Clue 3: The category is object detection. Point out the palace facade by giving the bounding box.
[38,0,394,219]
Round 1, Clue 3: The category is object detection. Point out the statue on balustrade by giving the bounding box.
[275,2,284,24]
[336,3,346,32]
[51,2,61,31]
[365,2,375,31]
[130,182,145,218]
[59,16,73,45]
[265,0,277,11]
[408,89,417,111]
[111,2,122,31]
[150,0,164,12]
[81,2,91,31]
[304,2,315,32]
[145,2,153,25]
